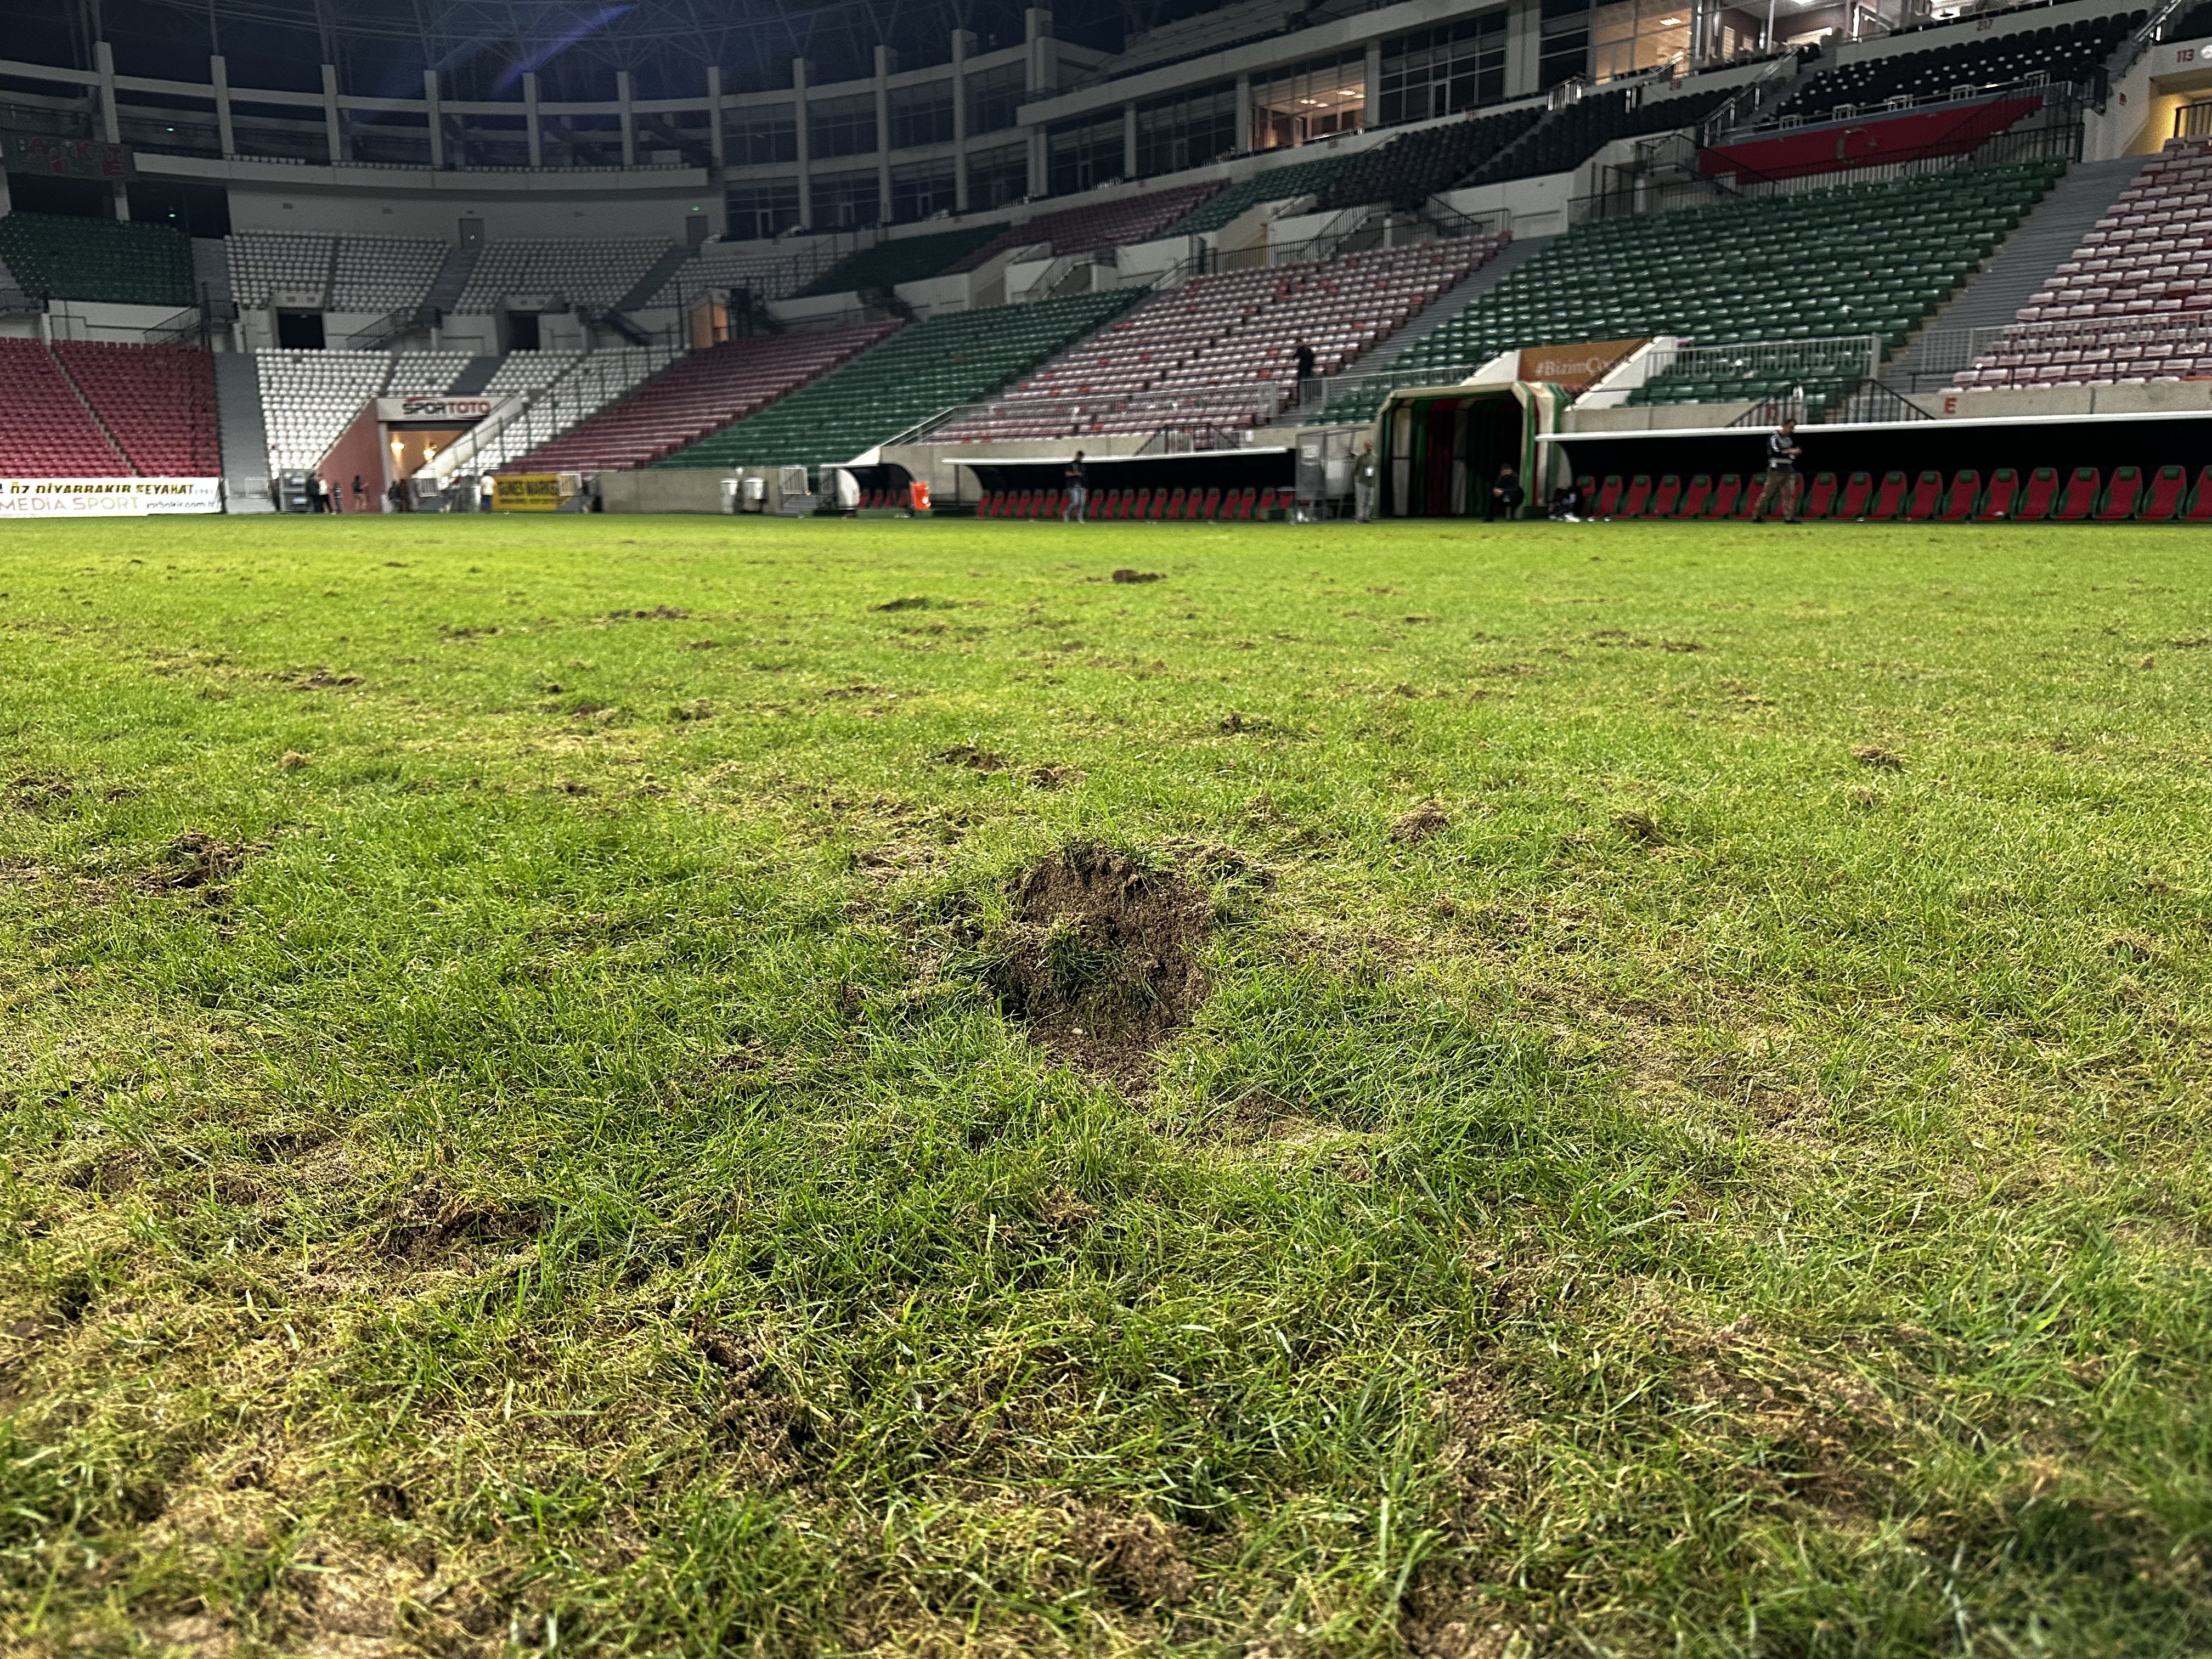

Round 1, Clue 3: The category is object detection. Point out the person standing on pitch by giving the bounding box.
[1062,450,1089,522]
[1487,463,1525,521]
[1752,419,1804,522]
[1352,439,1379,523]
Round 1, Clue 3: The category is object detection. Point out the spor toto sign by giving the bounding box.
[375,396,502,422]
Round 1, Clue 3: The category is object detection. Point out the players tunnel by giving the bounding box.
[1373,382,1572,518]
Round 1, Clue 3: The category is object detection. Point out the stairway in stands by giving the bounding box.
[214,353,275,509]
[418,239,481,323]
[447,355,504,396]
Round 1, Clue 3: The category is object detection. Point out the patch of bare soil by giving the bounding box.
[1110,569,1164,584]
[991,842,1212,1077]
[375,1184,541,1262]
[7,773,72,812]
[935,744,1008,772]
[1067,1508,1195,1607]
[146,831,256,896]
[1390,800,1452,844]
[694,1327,814,1482]
[606,605,692,620]
[1851,744,1904,771]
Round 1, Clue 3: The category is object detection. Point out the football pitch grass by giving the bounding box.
[1,513,2207,1658]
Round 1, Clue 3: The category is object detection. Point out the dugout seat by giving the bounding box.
[2051,467,2099,522]
[1163,488,1186,517]
[1677,474,1712,517]
[1709,473,1742,517]
[1738,472,1767,517]
[1597,475,1624,516]
[1623,475,1653,517]
[1650,474,1683,516]
[1803,472,1838,518]
[1902,470,1944,521]
[1977,467,2022,520]
[2096,466,2144,521]
[2140,466,2187,522]
[2186,467,2212,522]
[2017,467,2062,520]
[1837,471,1875,517]
[1869,470,1910,521]
[1938,470,1980,521]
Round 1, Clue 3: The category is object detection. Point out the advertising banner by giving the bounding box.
[2,134,133,179]
[0,478,222,517]
[492,474,566,512]
[1518,339,1647,388]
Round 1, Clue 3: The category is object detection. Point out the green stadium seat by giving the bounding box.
[0,212,194,307]
[798,225,1007,298]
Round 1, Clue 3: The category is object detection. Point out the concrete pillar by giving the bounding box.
[874,46,894,223]
[1236,71,1252,152]
[93,41,121,143]
[1122,100,1137,179]
[618,70,636,166]
[1025,9,1054,198]
[793,59,814,228]
[424,69,445,167]
[1365,40,1384,130]
[525,73,543,167]
[211,55,236,157]
[321,63,345,163]
[951,30,973,210]
[1506,0,1542,100]
[707,65,726,167]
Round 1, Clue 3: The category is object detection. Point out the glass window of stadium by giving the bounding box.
[1541,0,1592,87]
[968,64,1027,135]
[810,93,878,159]
[1379,13,1508,126]
[727,105,798,165]
[1593,0,1692,80]
[814,170,882,228]
[969,142,1029,208]
[891,161,956,220]
[1249,52,1365,150]
[1048,115,1124,194]
[1136,82,1239,176]
[890,83,956,149]
[727,180,801,239]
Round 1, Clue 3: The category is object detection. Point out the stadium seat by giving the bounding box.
[1738,472,1767,517]
[1977,468,2023,520]
[1200,487,1222,519]
[1042,489,1064,518]
[1837,472,1875,518]
[2096,466,2145,521]
[1869,471,1910,521]
[0,212,193,307]
[1938,471,1980,521]
[944,184,1224,276]
[2140,466,2188,522]
[1164,488,1186,518]
[1257,487,1280,515]
[1677,475,1712,517]
[1160,155,1357,236]
[1709,474,1742,517]
[1597,476,1624,517]
[1651,475,1684,516]
[1902,470,1944,521]
[1803,472,1838,518]
[797,225,1007,298]
[1623,475,1654,517]
[2017,467,2062,520]
[1131,488,1152,517]
[2187,467,2212,522]
[2051,467,2100,522]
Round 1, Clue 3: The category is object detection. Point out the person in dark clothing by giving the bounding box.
[1294,341,1317,382]
[1751,419,1804,522]
[1487,464,1525,521]
[1062,450,1088,522]
[352,474,366,512]
[1550,480,1585,521]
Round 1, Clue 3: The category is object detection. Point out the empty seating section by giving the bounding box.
[1322,162,2059,421]
[503,323,898,473]
[1160,155,1356,236]
[936,239,1504,441]
[1957,137,2212,387]
[256,351,392,471]
[1771,11,2144,125]
[333,236,447,313]
[228,232,447,313]
[944,185,1226,274]
[1315,106,1545,212]
[1588,463,2210,521]
[459,349,672,475]
[383,353,473,394]
[0,339,127,476]
[0,212,193,307]
[480,352,583,396]
[796,225,1006,297]
[455,240,670,313]
[228,232,335,307]
[663,244,808,308]
[1628,360,1865,417]
[1462,88,1731,189]
[659,291,1136,469]
[51,343,218,476]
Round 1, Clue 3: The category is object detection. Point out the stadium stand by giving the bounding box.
[1159,155,1357,235]
[658,290,1136,468]
[1956,137,2212,387]
[501,322,898,472]
[1314,106,1546,212]
[941,184,1226,273]
[2171,0,2212,37]
[934,238,1506,439]
[334,236,448,314]
[795,225,1006,296]
[454,239,672,313]
[1767,10,2145,126]
[0,340,131,476]
[481,352,583,396]
[1321,161,2062,421]
[0,212,195,307]
[227,232,336,307]
[51,343,219,476]
[383,353,473,394]
[255,350,393,472]
[1460,87,1733,189]
[438,348,678,476]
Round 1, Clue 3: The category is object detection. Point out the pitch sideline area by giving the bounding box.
[1,515,2207,1656]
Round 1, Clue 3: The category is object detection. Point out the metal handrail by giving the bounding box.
[422,345,682,482]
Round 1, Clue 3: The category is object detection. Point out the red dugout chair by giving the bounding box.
[2051,467,2100,522]
[1901,470,1944,521]
[2139,466,2187,522]
[1869,470,1910,521]
[2017,467,2062,520]
[2096,466,2145,521]
[1976,469,2023,521]
[1938,471,1980,521]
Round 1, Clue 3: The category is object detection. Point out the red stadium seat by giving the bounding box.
[1869,470,1910,521]
[1708,473,1742,517]
[1901,470,1943,521]
[1621,475,1653,517]
[1042,489,1063,518]
[2096,466,2144,521]
[1163,488,1187,518]
[2051,467,2099,522]
[1199,487,1221,519]
[2186,467,2212,522]
[1233,487,1256,520]
[1130,488,1152,518]
[1650,474,1682,516]
[1675,474,1712,517]
[1803,472,1838,518]
[2140,466,2187,522]
[1596,475,1624,517]
[1977,468,2023,521]
[1836,472,1874,517]
[1738,472,1767,517]
[1938,471,1979,521]
[2017,467,2061,521]
[1257,487,1280,514]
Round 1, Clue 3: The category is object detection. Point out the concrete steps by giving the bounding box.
[213,353,275,511]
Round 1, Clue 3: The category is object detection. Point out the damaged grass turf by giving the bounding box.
[2,514,2211,1659]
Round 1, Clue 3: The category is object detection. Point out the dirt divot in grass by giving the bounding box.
[1068,1506,1195,1607]
[148,831,254,895]
[991,841,1212,1077]
[1391,799,1452,843]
